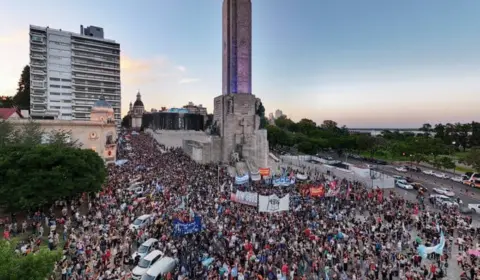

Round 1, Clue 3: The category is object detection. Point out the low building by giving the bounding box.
[0,108,24,120]
[8,96,117,163]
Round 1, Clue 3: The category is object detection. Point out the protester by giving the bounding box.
[3,131,480,280]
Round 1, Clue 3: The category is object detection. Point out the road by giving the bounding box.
[317,152,480,205]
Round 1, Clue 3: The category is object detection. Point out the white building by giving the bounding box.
[29,25,121,128]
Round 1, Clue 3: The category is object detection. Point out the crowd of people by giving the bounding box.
[3,131,480,280]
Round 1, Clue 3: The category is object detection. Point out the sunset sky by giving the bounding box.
[1,0,479,128]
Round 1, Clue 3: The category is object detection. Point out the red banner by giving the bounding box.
[259,168,270,176]
[310,186,325,197]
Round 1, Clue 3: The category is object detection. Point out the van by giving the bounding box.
[132,238,159,260]
[141,257,178,280]
[131,250,163,279]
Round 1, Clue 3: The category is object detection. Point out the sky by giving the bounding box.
[1,0,479,128]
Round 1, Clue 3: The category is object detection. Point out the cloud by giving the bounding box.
[176,65,186,72]
[179,78,201,84]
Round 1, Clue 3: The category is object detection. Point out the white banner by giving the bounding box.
[258,194,290,213]
[230,191,258,207]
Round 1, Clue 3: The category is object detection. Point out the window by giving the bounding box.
[61,85,71,89]
[62,113,72,117]
[51,100,60,103]
[62,92,71,96]
[62,100,71,103]
[61,78,71,82]
[50,106,61,109]
[50,85,60,88]
[49,77,61,81]
[50,92,61,95]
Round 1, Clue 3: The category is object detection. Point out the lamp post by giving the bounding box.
[452,141,456,174]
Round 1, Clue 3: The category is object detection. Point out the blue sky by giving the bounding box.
[1,0,479,128]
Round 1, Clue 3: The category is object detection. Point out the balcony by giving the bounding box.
[72,52,118,63]
[31,81,46,89]
[31,62,46,67]
[31,69,46,75]
[31,46,46,52]
[31,39,45,45]
[30,54,46,60]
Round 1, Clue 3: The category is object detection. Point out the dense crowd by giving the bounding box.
[4,131,480,280]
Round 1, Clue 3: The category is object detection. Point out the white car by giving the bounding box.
[396,179,413,190]
[129,214,152,231]
[395,167,407,172]
[430,194,459,208]
[132,238,159,260]
[468,204,480,213]
[432,187,455,197]
[423,170,434,175]
[132,250,163,279]
[451,176,464,183]
[434,172,449,179]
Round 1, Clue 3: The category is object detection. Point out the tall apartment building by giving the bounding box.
[29,25,121,127]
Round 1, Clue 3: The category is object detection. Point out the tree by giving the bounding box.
[0,145,107,212]
[462,148,480,173]
[13,65,30,109]
[471,121,480,147]
[296,118,317,136]
[454,122,471,151]
[320,120,338,131]
[419,123,432,137]
[0,120,16,148]
[0,96,14,108]
[121,115,131,128]
[0,240,61,279]
[47,129,82,148]
[439,156,456,171]
[274,115,296,131]
[355,134,375,152]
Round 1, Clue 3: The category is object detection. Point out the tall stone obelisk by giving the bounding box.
[222,0,252,95]
[213,0,268,169]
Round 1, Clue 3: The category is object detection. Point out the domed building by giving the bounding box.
[90,95,115,124]
[130,90,145,130]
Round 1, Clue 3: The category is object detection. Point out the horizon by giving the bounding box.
[1,0,479,128]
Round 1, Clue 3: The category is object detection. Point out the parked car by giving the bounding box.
[467,203,480,213]
[393,175,404,180]
[130,214,153,231]
[395,166,407,172]
[405,177,414,183]
[450,176,464,183]
[410,182,427,193]
[433,172,449,179]
[132,250,163,279]
[432,187,455,197]
[406,166,422,172]
[396,179,414,190]
[132,238,159,260]
[423,170,434,175]
[429,194,458,208]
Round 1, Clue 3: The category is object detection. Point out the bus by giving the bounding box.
[463,173,480,188]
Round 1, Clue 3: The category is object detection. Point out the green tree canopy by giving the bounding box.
[462,148,480,173]
[13,65,30,109]
[0,240,61,280]
[0,145,106,212]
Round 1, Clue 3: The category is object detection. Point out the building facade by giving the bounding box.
[130,91,145,130]
[29,25,121,128]
[222,0,252,95]
[9,97,117,163]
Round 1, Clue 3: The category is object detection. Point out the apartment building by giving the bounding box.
[29,25,121,127]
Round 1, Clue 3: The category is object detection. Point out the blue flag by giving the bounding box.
[173,216,202,236]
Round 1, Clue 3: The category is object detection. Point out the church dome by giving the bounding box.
[93,95,112,108]
[133,99,144,107]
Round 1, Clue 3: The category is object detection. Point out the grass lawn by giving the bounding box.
[455,165,474,173]
[359,151,407,162]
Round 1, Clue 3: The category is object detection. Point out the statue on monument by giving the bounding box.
[231,152,240,163]
[210,121,219,136]
[227,99,234,114]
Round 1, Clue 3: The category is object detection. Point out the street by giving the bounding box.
[317,152,480,205]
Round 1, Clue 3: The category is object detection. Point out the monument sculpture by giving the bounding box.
[182,0,269,169]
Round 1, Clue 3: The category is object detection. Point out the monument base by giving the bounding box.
[182,93,269,170]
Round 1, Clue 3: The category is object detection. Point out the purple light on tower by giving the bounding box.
[222,0,252,95]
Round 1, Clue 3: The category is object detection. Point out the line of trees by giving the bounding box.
[267,116,480,172]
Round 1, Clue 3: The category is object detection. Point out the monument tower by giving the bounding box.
[212,0,268,168]
[222,0,252,95]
